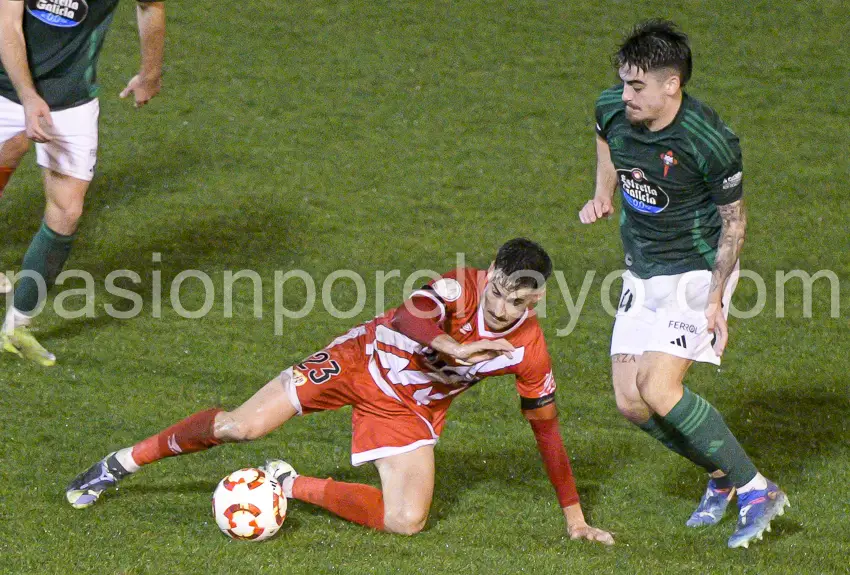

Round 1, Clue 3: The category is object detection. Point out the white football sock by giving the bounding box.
[280,475,295,499]
[114,447,141,473]
[3,307,32,333]
[736,472,767,494]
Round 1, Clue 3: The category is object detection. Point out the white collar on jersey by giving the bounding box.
[476,286,530,338]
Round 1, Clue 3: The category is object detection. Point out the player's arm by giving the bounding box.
[390,296,514,364]
[705,129,746,355]
[521,402,614,545]
[0,0,52,142]
[120,1,165,107]
[706,197,746,354]
[579,135,617,224]
[711,198,746,298]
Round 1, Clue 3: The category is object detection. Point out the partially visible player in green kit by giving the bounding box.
[579,20,788,549]
[0,0,165,365]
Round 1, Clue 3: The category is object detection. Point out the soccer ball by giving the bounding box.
[212,468,287,541]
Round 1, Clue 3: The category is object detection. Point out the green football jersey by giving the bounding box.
[0,0,159,109]
[595,86,743,279]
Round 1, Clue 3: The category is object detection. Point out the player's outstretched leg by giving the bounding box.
[728,480,790,549]
[67,375,297,508]
[0,272,10,294]
[264,446,435,535]
[264,458,387,531]
[66,407,223,508]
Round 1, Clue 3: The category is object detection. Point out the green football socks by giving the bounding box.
[13,220,76,314]
[638,415,719,473]
[662,387,758,488]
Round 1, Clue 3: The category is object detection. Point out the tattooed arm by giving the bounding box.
[706,198,747,354]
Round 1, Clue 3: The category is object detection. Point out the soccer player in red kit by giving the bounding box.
[66,238,613,544]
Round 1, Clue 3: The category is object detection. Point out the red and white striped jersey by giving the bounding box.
[347,268,557,434]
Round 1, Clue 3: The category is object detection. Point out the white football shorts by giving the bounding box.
[610,264,739,365]
[0,95,99,182]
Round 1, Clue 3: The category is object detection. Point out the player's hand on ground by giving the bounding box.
[120,74,161,108]
[578,197,614,224]
[454,338,514,365]
[705,296,728,356]
[22,95,53,143]
[568,522,615,546]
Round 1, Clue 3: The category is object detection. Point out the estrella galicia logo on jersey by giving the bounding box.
[26,0,88,28]
[618,168,670,215]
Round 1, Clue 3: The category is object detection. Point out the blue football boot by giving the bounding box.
[686,478,735,527]
[728,481,790,549]
[66,452,131,509]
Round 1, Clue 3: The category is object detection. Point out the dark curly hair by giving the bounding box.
[493,238,552,290]
[614,19,692,86]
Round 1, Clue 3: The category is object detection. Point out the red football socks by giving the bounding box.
[292,476,385,531]
[131,408,223,465]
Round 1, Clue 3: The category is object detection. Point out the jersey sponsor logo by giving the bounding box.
[668,321,698,334]
[618,168,670,215]
[432,278,462,302]
[26,0,88,27]
[659,150,678,177]
[723,171,743,190]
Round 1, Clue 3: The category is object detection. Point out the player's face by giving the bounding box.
[482,272,543,331]
[619,65,677,125]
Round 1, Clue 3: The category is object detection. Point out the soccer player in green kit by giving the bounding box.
[579,20,788,548]
[0,0,165,365]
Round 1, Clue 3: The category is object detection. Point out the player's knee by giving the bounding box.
[616,399,649,424]
[60,201,84,228]
[385,507,428,535]
[213,412,264,443]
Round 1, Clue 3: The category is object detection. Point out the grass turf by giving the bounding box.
[1,1,849,573]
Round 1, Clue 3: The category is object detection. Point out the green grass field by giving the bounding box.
[1,1,849,573]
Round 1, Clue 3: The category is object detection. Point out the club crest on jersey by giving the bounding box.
[432,278,462,302]
[617,168,670,215]
[659,150,678,177]
[290,369,308,387]
[26,0,88,28]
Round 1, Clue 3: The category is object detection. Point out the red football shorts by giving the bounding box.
[279,330,438,466]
